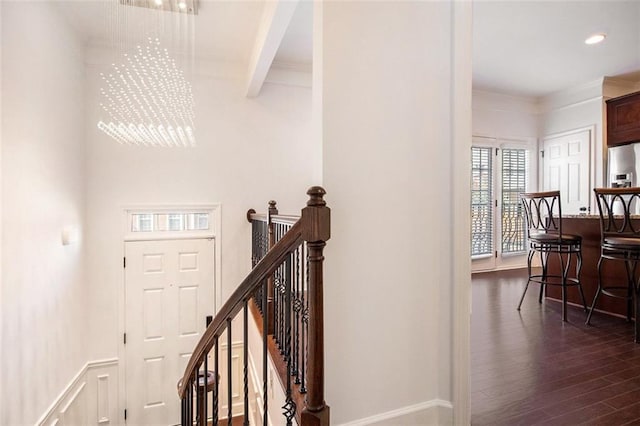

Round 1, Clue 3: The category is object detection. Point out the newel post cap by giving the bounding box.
[307,186,327,207]
[302,186,330,242]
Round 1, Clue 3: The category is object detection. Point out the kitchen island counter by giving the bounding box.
[546,215,635,317]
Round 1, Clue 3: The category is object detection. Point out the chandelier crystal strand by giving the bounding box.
[97,0,196,147]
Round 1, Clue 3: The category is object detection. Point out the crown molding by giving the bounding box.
[538,78,604,113]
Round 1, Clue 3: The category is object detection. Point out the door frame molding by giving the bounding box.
[118,203,221,423]
[541,125,596,213]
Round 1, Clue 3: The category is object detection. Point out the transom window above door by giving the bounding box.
[131,212,210,232]
[124,205,220,241]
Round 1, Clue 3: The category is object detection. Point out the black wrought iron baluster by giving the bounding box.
[203,350,208,425]
[277,262,283,352]
[184,379,189,424]
[243,300,249,426]
[280,259,286,355]
[262,221,268,313]
[293,244,301,384]
[273,265,279,345]
[213,336,219,425]
[189,369,196,424]
[227,318,233,425]
[251,221,257,267]
[301,241,308,393]
[181,395,187,426]
[282,252,296,425]
[196,363,202,425]
[262,278,269,425]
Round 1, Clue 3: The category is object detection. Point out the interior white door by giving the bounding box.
[125,238,214,425]
[543,129,591,215]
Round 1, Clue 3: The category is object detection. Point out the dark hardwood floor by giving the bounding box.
[472,268,640,426]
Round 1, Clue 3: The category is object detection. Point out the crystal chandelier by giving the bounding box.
[97,0,197,147]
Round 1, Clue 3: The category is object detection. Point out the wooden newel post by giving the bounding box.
[301,186,331,425]
[266,200,278,335]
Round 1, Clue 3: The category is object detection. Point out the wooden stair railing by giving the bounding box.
[177,186,330,426]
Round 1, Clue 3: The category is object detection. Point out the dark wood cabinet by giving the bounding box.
[607,90,640,147]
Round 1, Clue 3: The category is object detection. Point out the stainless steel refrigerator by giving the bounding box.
[608,143,640,213]
[608,143,640,188]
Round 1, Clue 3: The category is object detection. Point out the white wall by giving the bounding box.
[320,2,470,423]
[539,80,605,193]
[1,2,87,424]
[85,53,318,363]
[471,90,539,272]
[473,90,539,139]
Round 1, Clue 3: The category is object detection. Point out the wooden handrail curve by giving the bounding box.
[177,219,304,398]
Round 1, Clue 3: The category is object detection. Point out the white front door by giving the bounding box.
[125,238,214,425]
[543,129,591,215]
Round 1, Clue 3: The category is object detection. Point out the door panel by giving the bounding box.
[543,130,591,214]
[125,238,214,425]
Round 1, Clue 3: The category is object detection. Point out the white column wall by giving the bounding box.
[1,2,87,424]
[320,2,471,423]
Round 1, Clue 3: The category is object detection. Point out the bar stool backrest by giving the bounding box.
[521,191,562,240]
[593,187,640,241]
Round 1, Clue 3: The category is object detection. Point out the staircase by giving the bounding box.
[177,187,330,425]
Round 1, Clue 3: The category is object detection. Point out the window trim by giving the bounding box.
[123,204,220,242]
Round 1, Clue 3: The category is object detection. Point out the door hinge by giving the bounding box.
[495,199,498,207]
[541,150,545,158]
[123,333,127,345]
[124,409,127,420]
[123,257,126,268]
[495,250,498,258]
[495,148,499,156]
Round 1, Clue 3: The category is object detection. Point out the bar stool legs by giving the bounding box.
[518,246,587,322]
[586,257,638,328]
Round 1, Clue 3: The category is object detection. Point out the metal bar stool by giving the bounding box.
[518,191,588,321]
[587,187,640,343]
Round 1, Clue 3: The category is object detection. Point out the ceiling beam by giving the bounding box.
[245,0,299,98]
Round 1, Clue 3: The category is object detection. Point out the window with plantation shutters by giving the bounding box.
[501,148,528,253]
[471,147,493,256]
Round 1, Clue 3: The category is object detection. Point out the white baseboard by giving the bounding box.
[337,399,453,426]
[37,358,119,426]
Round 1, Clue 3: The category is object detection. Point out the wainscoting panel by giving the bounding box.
[37,359,119,426]
[246,311,289,426]
[97,374,110,423]
[59,382,87,425]
[86,360,119,424]
[206,341,245,419]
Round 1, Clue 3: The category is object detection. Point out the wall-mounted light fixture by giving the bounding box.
[585,33,606,45]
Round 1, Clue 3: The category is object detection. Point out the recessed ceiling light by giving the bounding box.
[178,1,187,10]
[585,33,606,45]
[154,0,162,5]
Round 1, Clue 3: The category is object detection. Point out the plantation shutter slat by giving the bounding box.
[501,148,527,253]
[471,147,493,256]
